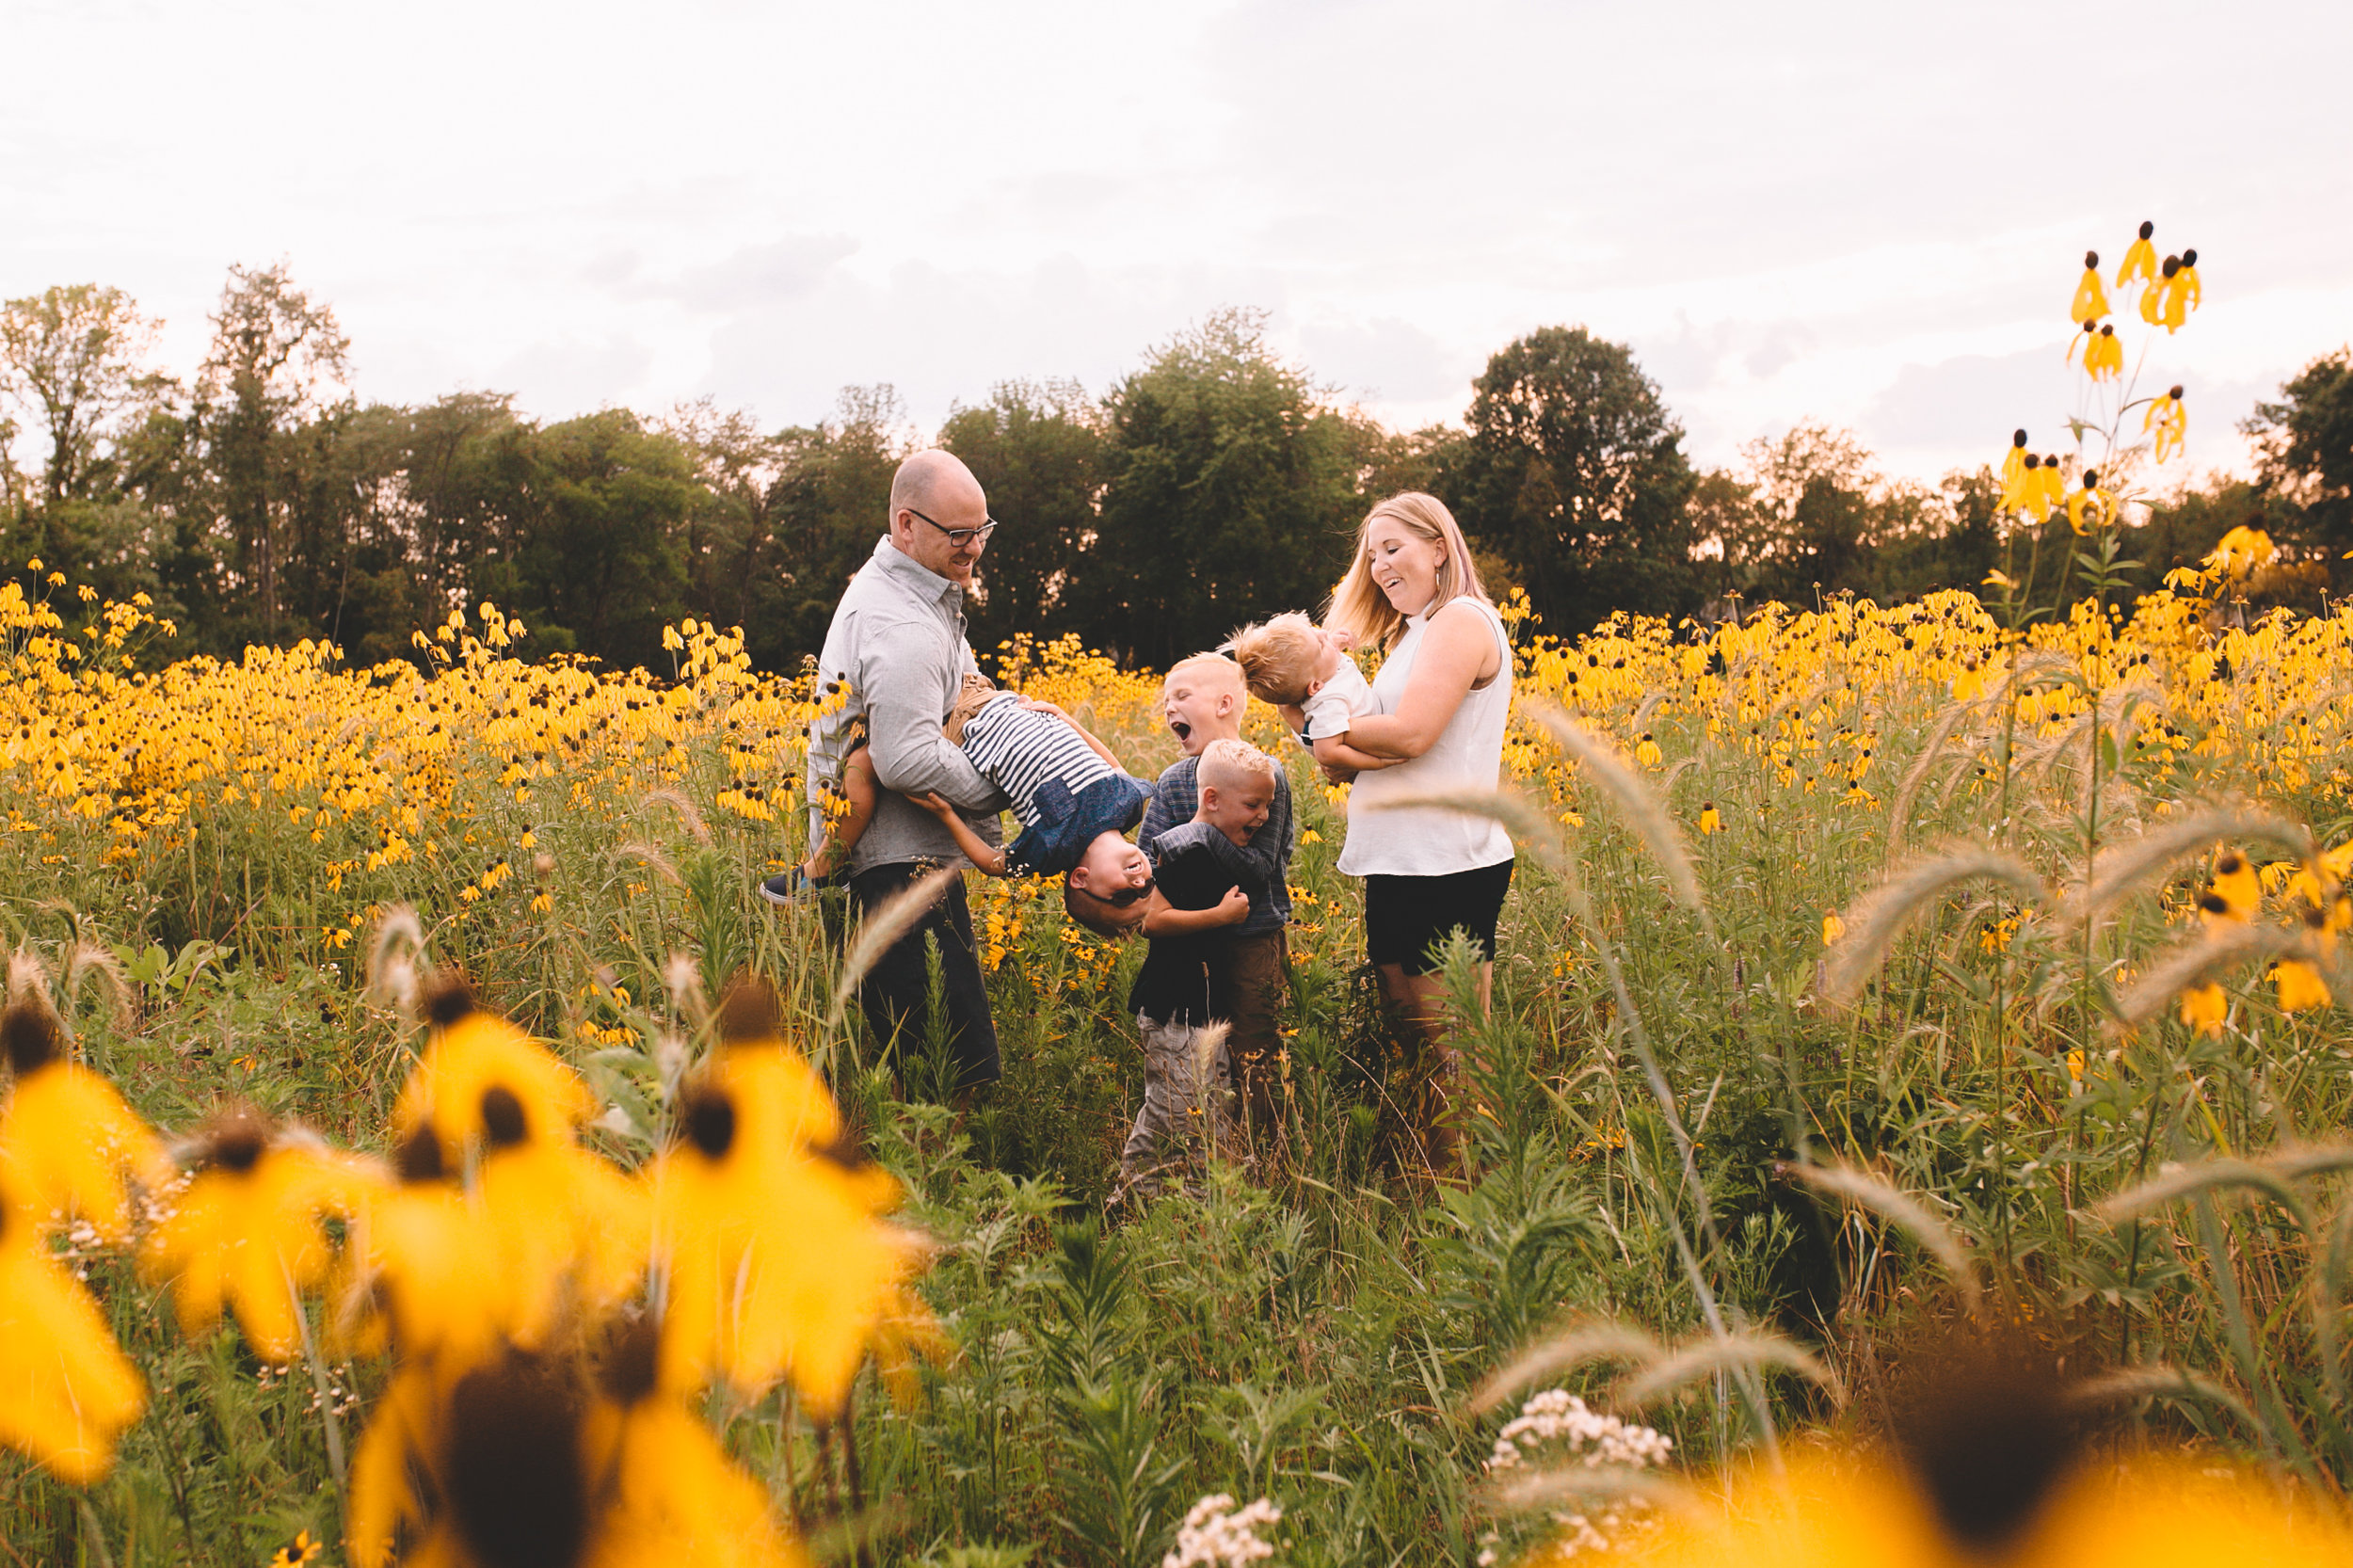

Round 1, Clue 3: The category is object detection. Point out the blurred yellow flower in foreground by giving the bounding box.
[0,1175,145,1484]
[0,997,172,1246]
[138,1107,378,1363]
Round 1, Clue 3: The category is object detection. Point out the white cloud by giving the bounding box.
[4,0,2349,482]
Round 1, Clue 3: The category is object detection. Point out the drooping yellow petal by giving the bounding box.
[2179,983,2227,1037]
[2209,851,2260,921]
[139,1119,382,1362]
[0,1061,171,1245]
[0,1213,147,1485]
[475,1140,651,1349]
[2272,959,2331,1014]
[394,984,595,1172]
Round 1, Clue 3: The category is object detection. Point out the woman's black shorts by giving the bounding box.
[1363,859,1515,975]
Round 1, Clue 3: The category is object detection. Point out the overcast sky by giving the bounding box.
[8,0,2350,486]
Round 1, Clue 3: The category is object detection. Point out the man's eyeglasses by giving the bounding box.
[906,506,1000,550]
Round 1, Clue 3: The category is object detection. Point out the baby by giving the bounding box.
[802,673,1150,887]
[1228,612,1382,769]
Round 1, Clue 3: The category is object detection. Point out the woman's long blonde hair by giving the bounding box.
[1325,492,1489,653]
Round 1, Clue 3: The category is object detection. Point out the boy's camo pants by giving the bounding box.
[1115,1014,1233,1201]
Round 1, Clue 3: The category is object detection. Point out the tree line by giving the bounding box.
[4,264,2348,676]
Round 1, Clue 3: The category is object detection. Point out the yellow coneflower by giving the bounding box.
[2115,219,2158,287]
[393,976,596,1174]
[2083,324,2125,381]
[268,1529,324,1567]
[137,1106,380,1363]
[334,1124,499,1363]
[2272,958,2331,1014]
[0,998,171,1246]
[2160,247,2201,331]
[351,1326,808,1568]
[648,979,917,1417]
[2065,472,2113,536]
[1822,912,1845,946]
[472,1088,651,1350]
[0,1173,146,1483]
[2178,983,2228,1037]
[2143,385,2188,464]
[2209,851,2259,922]
[2069,250,2110,323]
[1698,802,1721,836]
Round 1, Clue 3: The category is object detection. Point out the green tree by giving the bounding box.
[0,283,160,505]
[1081,310,1363,668]
[2247,348,2353,567]
[191,263,352,641]
[471,409,701,671]
[937,379,1107,655]
[1451,327,1697,633]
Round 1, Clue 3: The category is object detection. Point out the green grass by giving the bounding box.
[6,646,2353,1567]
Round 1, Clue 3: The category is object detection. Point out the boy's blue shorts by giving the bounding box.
[1006,774,1151,876]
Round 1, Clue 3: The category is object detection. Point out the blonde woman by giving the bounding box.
[1282,492,1513,1173]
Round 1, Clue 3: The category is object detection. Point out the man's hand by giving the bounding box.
[1212,886,1251,925]
[1017,697,1069,721]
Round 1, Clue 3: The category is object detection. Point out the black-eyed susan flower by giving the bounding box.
[1999,429,2028,493]
[334,1125,499,1363]
[2205,524,2274,579]
[137,1106,380,1363]
[351,1327,808,1568]
[394,977,596,1175]
[2209,850,2259,922]
[2144,385,2187,463]
[0,997,171,1245]
[1698,802,1721,836]
[1822,911,1845,946]
[2065,471,2113,536]
[2160,246,2201,331]
[2068,250,2109,323]
[2115,219,2158,288]
[268,1529,324,1567]
[2065,319,2097,367]
[0,1172,146,1483]
[2141,256,2177,324]
[648,979,917,1418]
[472,1086,651,1350]
[2083,323,2124,382]
[2179,982,2227,1037]
[2276,960,2330,1012]
[1620,1336,2353,1568]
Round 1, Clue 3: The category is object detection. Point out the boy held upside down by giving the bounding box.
[802,672,1154,888]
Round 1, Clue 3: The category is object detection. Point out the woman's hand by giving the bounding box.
[1342,601,1500,762]
[1016,697,1068,721]
[909,790,957,821]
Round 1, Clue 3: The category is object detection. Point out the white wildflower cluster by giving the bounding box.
[1162,1493,1282,1568]
[1478,1391,1672,1565]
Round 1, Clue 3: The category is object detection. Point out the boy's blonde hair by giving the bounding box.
[1163,652,1243,697]
[1198,737,1277,794]
[1326,491,1490,654]
[1227,613,1325,706]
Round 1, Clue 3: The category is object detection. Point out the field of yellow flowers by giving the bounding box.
[7,519,2353,1565]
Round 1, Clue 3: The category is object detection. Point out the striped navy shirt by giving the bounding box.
[958,695,1117,829]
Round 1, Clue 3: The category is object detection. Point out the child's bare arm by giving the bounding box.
[1311,732,1393,772]
[1141,884,1251,936]
[910,792,1008,875]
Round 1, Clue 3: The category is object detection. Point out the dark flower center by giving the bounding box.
[481,1085,529,1148]
[682,1083,736,1160]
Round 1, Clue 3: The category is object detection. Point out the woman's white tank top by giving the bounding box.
[1336,597,1515,878]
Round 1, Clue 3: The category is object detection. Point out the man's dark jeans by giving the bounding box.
[847,861,1001,1095]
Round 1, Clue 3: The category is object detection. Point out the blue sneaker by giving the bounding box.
[759,869,821,905]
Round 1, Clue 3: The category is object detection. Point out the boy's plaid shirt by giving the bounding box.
[1139,755,1294,936]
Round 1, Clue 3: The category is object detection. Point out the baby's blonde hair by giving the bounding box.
[1199,737,1277,794]
[1227,613,1325,706]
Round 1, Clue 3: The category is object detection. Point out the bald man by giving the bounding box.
[774,449,1008,1096]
